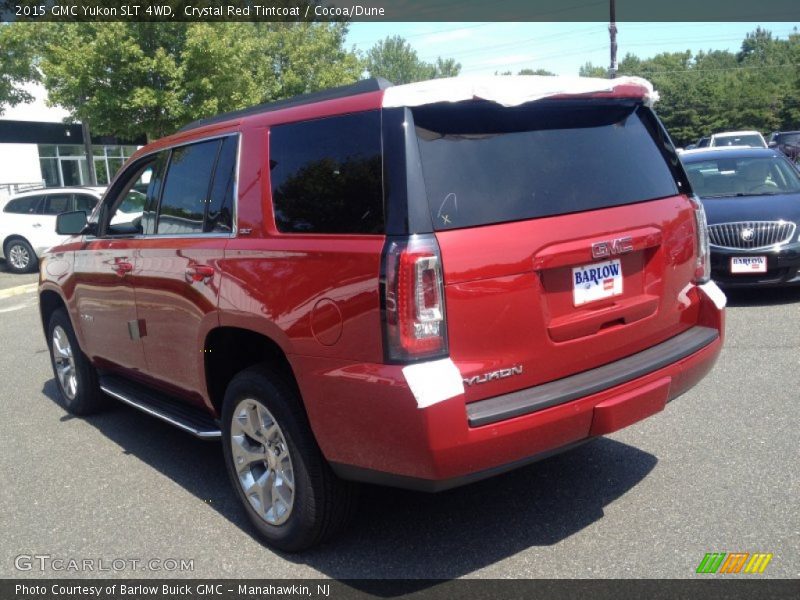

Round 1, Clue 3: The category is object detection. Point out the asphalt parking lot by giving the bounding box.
[0,258,797,580]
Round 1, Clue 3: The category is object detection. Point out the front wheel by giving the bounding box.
[47,308,104,415]
[221,366,357,551]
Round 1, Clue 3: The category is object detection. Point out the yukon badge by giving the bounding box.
[591,236,633,259]
[464,365,523,386]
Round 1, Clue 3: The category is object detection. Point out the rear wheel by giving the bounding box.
[221,365,357,551]
[47,309,104,415]
[5,238,37,274]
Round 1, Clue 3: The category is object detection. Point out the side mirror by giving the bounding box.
[768,141,777,148]
[56,210,89,235]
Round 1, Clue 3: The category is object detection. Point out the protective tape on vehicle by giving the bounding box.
[699,280,727,310]
[382,75,658,109]
[402,358,465,409]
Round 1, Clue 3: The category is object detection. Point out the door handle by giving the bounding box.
[112,261,133,276]
[32,223,42,228]
[185,264,215,283]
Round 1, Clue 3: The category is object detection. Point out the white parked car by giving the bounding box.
[709,130,767,148]
[0,187,105,273]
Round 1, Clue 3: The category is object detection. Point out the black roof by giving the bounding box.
[178,78,394,133]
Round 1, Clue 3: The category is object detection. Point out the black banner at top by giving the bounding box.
[2,0,800,22]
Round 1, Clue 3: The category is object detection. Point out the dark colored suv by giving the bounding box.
[39,76,725,551]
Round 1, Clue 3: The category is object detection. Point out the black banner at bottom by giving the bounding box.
[2,579,799,600]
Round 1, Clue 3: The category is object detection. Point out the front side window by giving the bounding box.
[105,158,163,235]
[4,196,42,214]
[156,140,218,235]
[269,111,384,234]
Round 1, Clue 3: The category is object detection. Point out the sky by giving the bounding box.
[346,21,799,76]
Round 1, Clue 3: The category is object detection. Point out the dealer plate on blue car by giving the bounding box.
[730,256,767,274]
[572,259,623,306]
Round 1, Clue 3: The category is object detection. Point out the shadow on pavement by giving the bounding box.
[42,379,658,587]
[723,285,800,307]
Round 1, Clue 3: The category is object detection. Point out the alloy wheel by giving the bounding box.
[8,244,30,271]
[230,399,295,525]
[52,325,78,400]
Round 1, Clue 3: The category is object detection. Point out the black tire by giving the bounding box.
[47,308,104,415]
[4,238,38,274]
[221,365,358,552]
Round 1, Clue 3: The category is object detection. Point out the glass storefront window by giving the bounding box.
[94,159,109,184]
[40,158,60,187]
[39,145,58,158]
[107,157,124,179]
[37,143,141,187]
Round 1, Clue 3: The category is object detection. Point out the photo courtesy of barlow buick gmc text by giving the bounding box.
[0,1,799,598]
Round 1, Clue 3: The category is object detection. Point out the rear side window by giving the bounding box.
[157,140,218,235]
[206,136,236,233]
[42,194,72,215]
[412,102,679,230]
[269,111,383,234]
[4,196,41,214]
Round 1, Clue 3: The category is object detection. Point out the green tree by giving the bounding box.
[578,62,607,78]
[7,21,363,141]
[609,29,800,146]
[518,68,556,76]
[433,57,462,78]
[498,68,556,76]
[365,35,460,84]
[0,23,39,115]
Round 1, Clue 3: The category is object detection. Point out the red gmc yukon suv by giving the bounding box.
[39,76,725,551]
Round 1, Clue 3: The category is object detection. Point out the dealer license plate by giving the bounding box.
[572,259,623,306]
[730,256,767,274]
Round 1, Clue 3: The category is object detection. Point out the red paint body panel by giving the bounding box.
[437,195,700,405]
[39,80,725,489]
[293,296,722,481]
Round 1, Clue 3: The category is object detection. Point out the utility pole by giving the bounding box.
[608,0,618,79]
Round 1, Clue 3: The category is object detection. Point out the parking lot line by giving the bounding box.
[0,282,37,300]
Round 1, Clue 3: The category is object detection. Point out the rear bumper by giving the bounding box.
[293,289,724,491]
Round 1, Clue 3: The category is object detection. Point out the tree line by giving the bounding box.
[1,23,798,148]
[580,27,800,145]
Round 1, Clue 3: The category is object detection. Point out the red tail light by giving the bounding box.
[382,234,448,362]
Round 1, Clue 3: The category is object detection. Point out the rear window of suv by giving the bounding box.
[412,102,679,231]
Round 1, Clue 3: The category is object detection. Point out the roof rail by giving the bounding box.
[178,78,394,133]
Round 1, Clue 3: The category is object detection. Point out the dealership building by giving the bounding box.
[0,85,141,200]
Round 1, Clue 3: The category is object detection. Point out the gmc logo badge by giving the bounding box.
[591,236,634,259]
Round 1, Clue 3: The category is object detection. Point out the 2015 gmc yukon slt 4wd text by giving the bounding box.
[39,76,725,551]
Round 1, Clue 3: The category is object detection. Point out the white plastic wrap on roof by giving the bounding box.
[381,75,658,109]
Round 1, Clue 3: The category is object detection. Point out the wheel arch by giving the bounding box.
[39,288,69,338]
[203,326,303,418]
